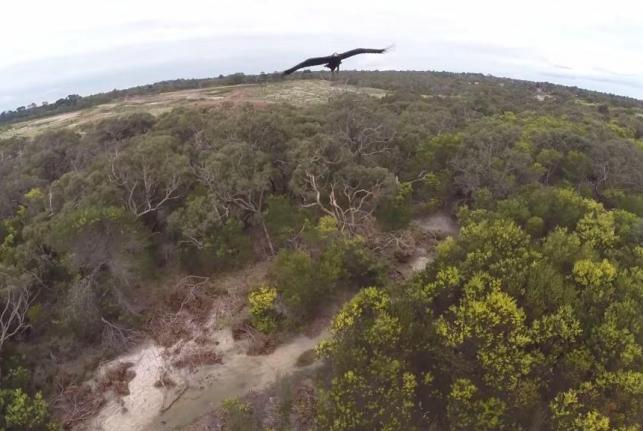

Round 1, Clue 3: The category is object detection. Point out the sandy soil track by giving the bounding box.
[77,212,457,431]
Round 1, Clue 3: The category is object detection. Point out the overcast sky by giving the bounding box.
[1,0,642,111]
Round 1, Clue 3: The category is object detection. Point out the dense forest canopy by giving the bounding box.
[0,71,642,430]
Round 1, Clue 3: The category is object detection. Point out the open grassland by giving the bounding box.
[0,80,385,139]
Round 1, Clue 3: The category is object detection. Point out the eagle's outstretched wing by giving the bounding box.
[282,46,391,75]
[338,47,388,60]
[282,55,334,75]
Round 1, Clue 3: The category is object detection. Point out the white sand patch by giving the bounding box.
[84,341,169,431]
[410,255,432,273]
[413,212,459,237]
[145,330,326,431]
[399,212,459,277]
[79,327,325,431]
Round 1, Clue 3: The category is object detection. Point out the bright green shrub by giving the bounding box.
[248,285,279,333]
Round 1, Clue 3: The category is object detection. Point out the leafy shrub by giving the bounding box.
[268,221,383,326]
[0,389,56,431]
[376,182,412,231]
[295,349,317,367]
[264,195,308,247]
[51,205,149,274]
[318,189,643,430]
[525,216,545,237]
[0,361,57,431]
[269,250,318,321]
[248,285,280,333]
[170,198,253,273]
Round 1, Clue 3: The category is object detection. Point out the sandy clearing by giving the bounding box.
[83,342,168,431]
[75,213,455,431]
[1,80,386,139]
[146,331,326,431]
[80,328,325,431]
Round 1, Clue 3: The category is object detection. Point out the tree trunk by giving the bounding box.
[260,217,275,256]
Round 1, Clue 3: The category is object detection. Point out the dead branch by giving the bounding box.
[109,151,183,218]
[53,384,106,429]
[302,171,386,234]
[101,317,144,350]
[160,385,188,413]
[0,282,31,352]
[171,347,222,371]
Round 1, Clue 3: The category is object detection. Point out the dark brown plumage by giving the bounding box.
[283,47,389,75]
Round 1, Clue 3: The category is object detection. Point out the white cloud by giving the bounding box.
[1,0,642,109]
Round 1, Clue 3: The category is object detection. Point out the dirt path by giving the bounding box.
[147,331,326,431]
[83,328,325,431]
[80,212,458,431]
[85,342,167,431]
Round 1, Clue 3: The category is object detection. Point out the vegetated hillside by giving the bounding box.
[3,69,642,130]
[0,71,642,430]
[0,80,386,140]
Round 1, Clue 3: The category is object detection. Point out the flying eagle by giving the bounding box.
[282,47,390,75]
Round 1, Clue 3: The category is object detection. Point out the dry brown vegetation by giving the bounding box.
[149,276,215,347]
[153,371,177,389]
[53,384,105,430]
[171,348,222,371]
[97,361,136,396]
[148,261,268,351]
[53,361,136,429]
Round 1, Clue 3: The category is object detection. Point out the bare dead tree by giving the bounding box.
[109,150,183,218]
[301,171,391,234]
[329,96,397,164]
[340,124,394,160]
[0,274,32,352]
[371,230,415,254]
[101,317,143,350]
[108,138,190,218]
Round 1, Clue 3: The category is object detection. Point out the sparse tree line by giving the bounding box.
[0,71,642,429]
